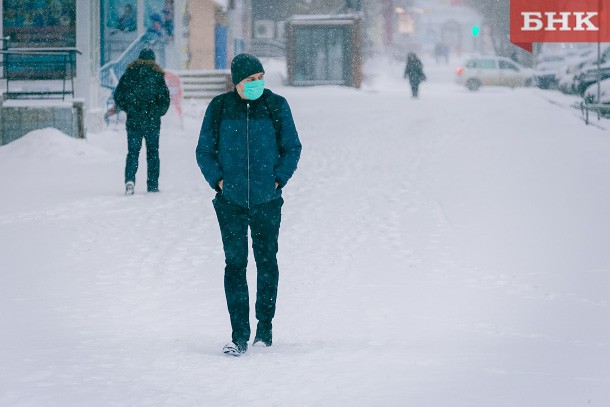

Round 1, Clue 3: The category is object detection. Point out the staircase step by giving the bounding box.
[181,80,228,86]
[183,92,227,99]
[183,84,227,91]
[174,70,232,99]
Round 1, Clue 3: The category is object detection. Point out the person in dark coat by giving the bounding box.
[196,53,302,356]
[114,48,170,194]
[404,52,426,98]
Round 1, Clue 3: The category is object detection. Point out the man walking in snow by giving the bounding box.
[404,52,426,98]
[196,53,302,356]
[114,48,170,195]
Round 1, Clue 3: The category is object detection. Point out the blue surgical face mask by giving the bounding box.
[242,79,265,100]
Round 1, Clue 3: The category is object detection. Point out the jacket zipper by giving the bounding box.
[246,102,250,209]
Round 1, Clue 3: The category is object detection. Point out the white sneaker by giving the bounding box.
[223,341,247,356]
[125,181,135,196]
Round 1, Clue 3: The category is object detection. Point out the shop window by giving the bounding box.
[103,0,139,64]
[3,0,76,47]
[2,0,76,79]
[294,27,349,85]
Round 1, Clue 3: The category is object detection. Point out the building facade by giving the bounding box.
[1,0,237,133]
[386,0,483,58]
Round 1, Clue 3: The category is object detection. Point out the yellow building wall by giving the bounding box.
[188,0,218,69]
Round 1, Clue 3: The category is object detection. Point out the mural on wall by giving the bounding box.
[106,0,138,32]
[102,0,139,64]
[2,0,76,46]
[145,0,174,39]
[2,0,76,79]
[101,0,174,65]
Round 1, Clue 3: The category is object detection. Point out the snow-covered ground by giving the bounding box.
[2,57,610,406]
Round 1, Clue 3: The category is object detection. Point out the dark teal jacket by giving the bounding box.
[114,59,170,130]
[196,89,302,208]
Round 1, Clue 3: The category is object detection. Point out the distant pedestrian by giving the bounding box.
[434,42,449,64]
[113,48,170,195]
[196,53,302,356]
[404,52,426,98]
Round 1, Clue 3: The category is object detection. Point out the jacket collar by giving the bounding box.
[126,59,164,74]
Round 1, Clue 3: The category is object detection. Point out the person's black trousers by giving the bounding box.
[213,194,283,343]
[125,126,160,191]
[410,82,419,97]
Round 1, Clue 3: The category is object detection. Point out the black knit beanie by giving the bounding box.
[139,48,156,61]
[231,53,265,85]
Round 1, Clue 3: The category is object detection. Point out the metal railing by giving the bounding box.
[99,32,166,90]
[0,47,81,100]
[577,100,610,125]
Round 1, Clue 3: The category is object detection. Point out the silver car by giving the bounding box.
[456,56,534,91]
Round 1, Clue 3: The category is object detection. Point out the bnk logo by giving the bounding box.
[510,0,609,52]
[521,12,599,31]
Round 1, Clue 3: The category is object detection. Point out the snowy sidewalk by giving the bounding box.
[1,61,610,406]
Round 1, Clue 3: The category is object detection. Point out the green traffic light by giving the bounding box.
[472,25,480,36]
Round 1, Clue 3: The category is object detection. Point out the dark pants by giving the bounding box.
[125,126,160,191]
[213,194,283,343]
[410,81,420,97]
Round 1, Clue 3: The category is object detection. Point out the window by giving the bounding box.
[467,59,496,69]
[2,0,76,79]
[499,60,519,71]
[102,0,139,64]
[294,26,349,84]
[106,1,138,32]
[3,0,76,46]
[478,59,496,69]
